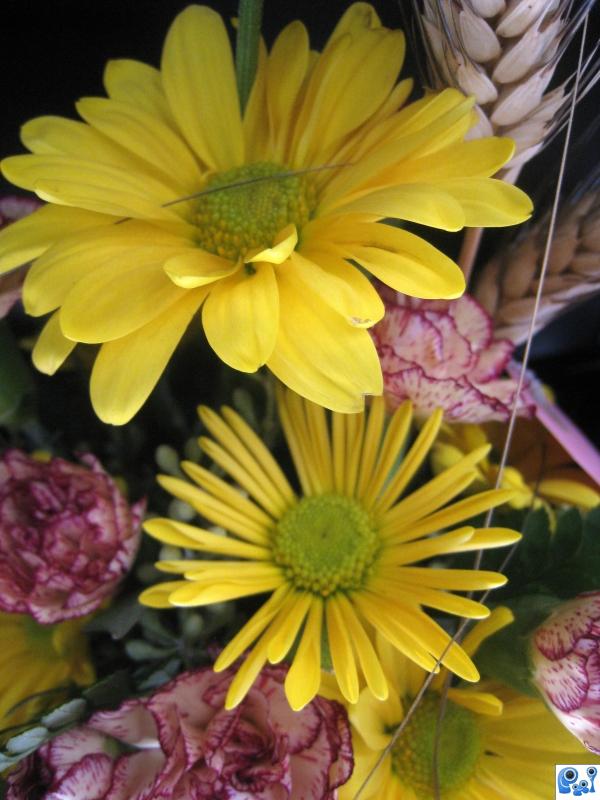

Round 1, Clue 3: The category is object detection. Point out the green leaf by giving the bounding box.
[551,508,583,565]
[83,670,133,710]
[518,507,551,574]
[40,698,87,730]
[475,595,560,697]
[235,0,264,113]
[0,321,34,426]
[84,594,143,640]
[5,726,49,754]
[125,640,177,662]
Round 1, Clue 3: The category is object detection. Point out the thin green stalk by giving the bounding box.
[235,0,264,113]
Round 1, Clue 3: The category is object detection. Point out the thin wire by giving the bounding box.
[353,13,590,800]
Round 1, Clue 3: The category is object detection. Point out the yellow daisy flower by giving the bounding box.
[140,387,519,711]
[0,4,531,424]
[341,608,600,800]
[432,422,600,511]
[1,612,94,730]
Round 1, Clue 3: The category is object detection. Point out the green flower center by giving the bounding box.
[195,161,316,260]
[391,693,481,798]
[272,493,380,595]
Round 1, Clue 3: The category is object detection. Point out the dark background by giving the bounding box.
[1,0,599,446]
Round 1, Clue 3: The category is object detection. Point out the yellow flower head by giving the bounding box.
[0,4,531,424]
[341,608,600,800]
[0,612,94,730]
[432,422,600,512]
[140,387,520,711]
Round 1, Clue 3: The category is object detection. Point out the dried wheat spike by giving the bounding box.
[473,185,600,344]
[415,0,597,182]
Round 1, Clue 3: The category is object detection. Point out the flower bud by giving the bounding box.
[531,592,600,754]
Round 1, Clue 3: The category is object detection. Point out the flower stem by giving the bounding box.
[235,0,264,114]
[458,226,483,287]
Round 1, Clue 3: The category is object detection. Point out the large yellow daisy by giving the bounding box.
[0,4,531,424]
[341,608,600,800]
[140,387,519,711]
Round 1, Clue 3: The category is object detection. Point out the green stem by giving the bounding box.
[235,0,264,114]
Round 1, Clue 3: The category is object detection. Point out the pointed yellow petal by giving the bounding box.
[202,262,278,372]
[161,6,243,170]
[266,592,312,663]
[336,593,389,701]
[225,636,270,709]
[461,606,514,658]
[326,598,360,704]
[90,289,206,424]
[361,400,413,507]
[285,599,323,710]
[138,580,189,608]
[215,585,290,671]
[168,576,281,606]
[32,311,76,375]
[448,688,503,716]
[143,518,270,560]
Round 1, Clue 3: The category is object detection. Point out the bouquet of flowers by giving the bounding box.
[1,2,599,797]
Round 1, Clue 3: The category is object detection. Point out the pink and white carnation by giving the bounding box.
[532,592,600,755]
[372,287,532,423]
[7,664,353,800]
[0,195,40,318]
[0,449,143,624]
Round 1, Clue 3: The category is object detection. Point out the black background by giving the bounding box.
[1,0,599,446]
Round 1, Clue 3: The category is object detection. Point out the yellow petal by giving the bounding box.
[327,598,360,703]
[266,592,312,663]
[202,261,278,372]
[539,478,600,510]
[168,576,281,606]
[60,261,185,343]
[215,585,290,670]
[161,5,243,170]
[336,594,389,701]
[76,97,202,192]
[447,688,503,716]
[90,289,206,424]
[225,636,271,709]
[2,155,179,221]
[336,184,466,230]
[139,580,189,608]
[328,221,465,299]
[461,606,514,658]
[163,249,238,288]
[143,518,270,560]
[289,249,384,326]
[265,22,310,161]
[103,59,174,124]
[246,225,297,264]
[285,599,323,710]
[438,178,533,226]
[0,204,111,274]
[24,223,189,317]
[32,311,76,375]
[399,137,515,182]
[267,265,382,412]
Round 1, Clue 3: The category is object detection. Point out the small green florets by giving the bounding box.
[272,493,380,596]
[195,161,316,260]
[391,693,482,798]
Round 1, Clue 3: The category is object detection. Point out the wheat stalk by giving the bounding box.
[413,0,599,182]
[474,181,600,344]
